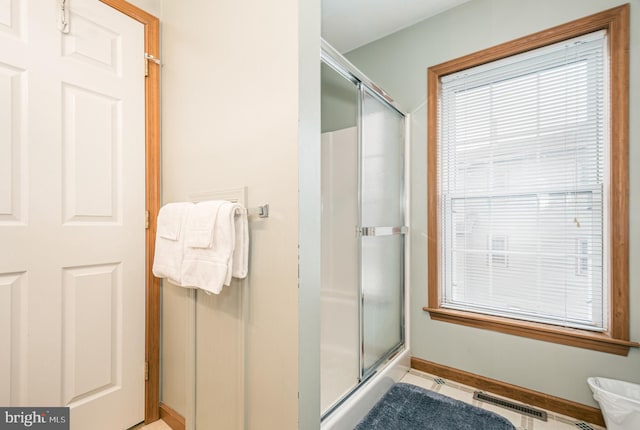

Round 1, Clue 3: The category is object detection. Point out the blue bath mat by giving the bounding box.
[354,383,515,430]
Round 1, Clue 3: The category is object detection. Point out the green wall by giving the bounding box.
[346,0,640,407]
[321,62,358,133]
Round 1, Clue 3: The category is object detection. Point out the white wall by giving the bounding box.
[347,0,640,407]
[126,0,161,18]
[159,0,319,428]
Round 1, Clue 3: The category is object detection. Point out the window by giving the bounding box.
[442,30,608,331]
[426,5,636,355]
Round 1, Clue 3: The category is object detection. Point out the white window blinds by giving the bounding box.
[438,30,609,331]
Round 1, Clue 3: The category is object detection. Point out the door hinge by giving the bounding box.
[144,53,161,77]
[144,361,149,381]
[145,210,150,229]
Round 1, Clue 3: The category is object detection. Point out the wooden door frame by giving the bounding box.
[98,0,161,424]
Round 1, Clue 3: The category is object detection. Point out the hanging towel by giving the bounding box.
[181,201,243,294]
[152,202,193,286]
[185,200,223,248]
[231,206,249,280]
[222,204,249,286]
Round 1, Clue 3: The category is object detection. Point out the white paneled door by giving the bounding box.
[0,1,146,429]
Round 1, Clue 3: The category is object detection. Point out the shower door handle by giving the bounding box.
[356,226,408,237]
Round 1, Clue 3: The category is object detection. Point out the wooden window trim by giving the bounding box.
[425,4,638,356]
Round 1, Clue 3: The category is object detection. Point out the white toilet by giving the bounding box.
[588,377,640,430]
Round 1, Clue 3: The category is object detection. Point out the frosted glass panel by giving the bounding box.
[361,89,405,374]
[320,127,359,413]
[362,235,403,371]
[361,88,404,227]
[320,62,359,414]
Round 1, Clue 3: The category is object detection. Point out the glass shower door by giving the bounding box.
[360,87,405,376]
[320,42,407,417]
[320,62,360,414]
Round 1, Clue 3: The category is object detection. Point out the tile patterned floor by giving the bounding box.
[132,419,172,430]
[400,369,606,430]
[133,371,606,430]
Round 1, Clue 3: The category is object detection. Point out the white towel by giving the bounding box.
[185,200,223,248]
[231,207,248,280]
[152,202,193,286]
[222,204,249,286]
[182,201,241,294]
[157,203,187,241]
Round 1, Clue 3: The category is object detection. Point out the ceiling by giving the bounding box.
[322,0,472,53]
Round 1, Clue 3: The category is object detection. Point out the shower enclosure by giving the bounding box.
[320,41,408,423]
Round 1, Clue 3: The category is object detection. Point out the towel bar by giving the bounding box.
[356,225,407,237]
[248,203,269,218]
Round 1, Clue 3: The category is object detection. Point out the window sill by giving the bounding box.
[423,307,639,356]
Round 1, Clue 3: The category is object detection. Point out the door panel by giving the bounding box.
[320,61,361,415]
[62,10,121,73]
[361,235,403,371]
[360,87,405,376]
[360,88,404,228]
[0,0,23,39]
[61,262,122,406]
[62,83,121,224]
[0,1,145,428]
[0,271,26,406]
[0,62,26,224]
